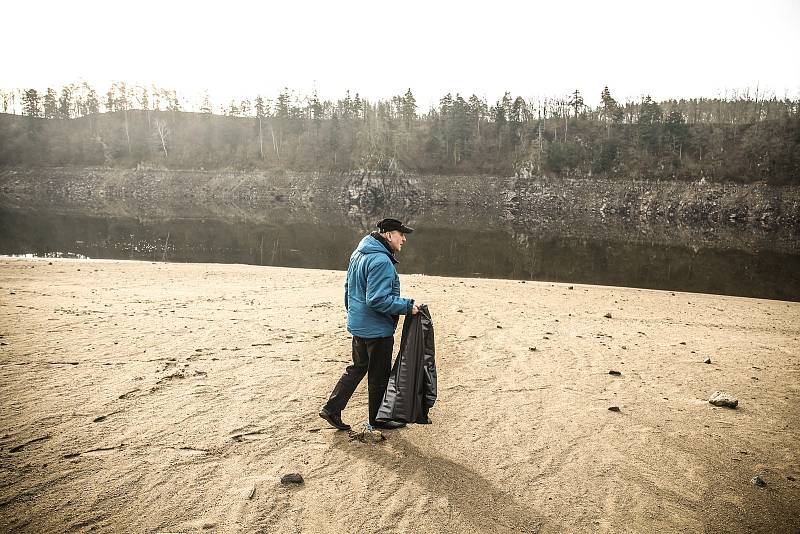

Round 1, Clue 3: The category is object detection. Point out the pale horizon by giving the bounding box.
[3,0,799,112]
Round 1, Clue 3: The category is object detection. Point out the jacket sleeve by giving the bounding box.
[365,257,412,315]
[344,279,348,311]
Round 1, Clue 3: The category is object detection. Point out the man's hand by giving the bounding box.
[411,304,419,315]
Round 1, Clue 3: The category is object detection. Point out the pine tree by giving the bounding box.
[510,96,526,148]
[569,89,584,118]
[599,86,622,138]
[467,94,487,140]
[276,89,291,119]
[254,95,266,118]
[308,90,323,125]
[401,88,416,130]
[43,88,58,119]
[58,86,73,119]
[105,87,115,112]
[638,95,663,154]
[84,84,99,115]
[22,89,41,117]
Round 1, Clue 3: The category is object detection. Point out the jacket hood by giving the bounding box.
[356,234,398,264]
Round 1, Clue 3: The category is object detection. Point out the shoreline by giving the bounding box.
[1,257,798,532]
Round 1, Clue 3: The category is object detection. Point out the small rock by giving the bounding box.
[680,341,687,345]
[496,325,503,329]
[280,473,304,485]
[568,286,574,290]
[457,309,463,313]
[609,370,622,376]
[709,391,738,408]
[608,406,620,412]
[604,312,612,319]
[787,476,796,481]
[529,347,537,351]
[704,358,712,364]
[751,474,766,487]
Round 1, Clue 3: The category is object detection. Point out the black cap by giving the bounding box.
[376,218,414,234]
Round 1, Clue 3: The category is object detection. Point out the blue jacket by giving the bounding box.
[345,234,414,338]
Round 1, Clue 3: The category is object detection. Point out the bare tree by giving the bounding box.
[154,117,169,158]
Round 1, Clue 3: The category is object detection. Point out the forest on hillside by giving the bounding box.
[1,84,798,184]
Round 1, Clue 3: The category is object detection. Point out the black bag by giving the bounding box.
[375,304,437,424]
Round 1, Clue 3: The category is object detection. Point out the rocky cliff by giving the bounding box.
[1,167,798,253]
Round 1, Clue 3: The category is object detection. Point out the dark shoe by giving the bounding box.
[372,420,407,430]
[319,407,350,431]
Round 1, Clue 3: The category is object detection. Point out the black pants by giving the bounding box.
[324,335,393,425]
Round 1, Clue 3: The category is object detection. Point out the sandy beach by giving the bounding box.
[0,257,798,533]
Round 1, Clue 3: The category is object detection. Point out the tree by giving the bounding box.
[166,90,180,112]
[273,88,291,160]
[638,95,663,154]
[0,91,10,113]
[665,109,688,159]
[352,93,363,120]
[401,88,416,130]
[105,87,115,112]
[509,96,526,149]
[84,84,99,115]
[439,93,453,117]
[491,92,510,154]
[153,117,169,158]
[467,94,487,140]
[255,95,267,159]
[254,95,266,118]
[43,88,58,119]
[136,86,149,110]
[450,94,471,164]
[599,86,623,138]
[275,89,291,119]
[308,90,323,125]
[112,82,130,111]
[329,111,340,165]
[569,89,584,118]
[200,91,212,114]
[240,99,252,117]
[58,86,73,119]
[600,87,619,120]
[22,89,41,117]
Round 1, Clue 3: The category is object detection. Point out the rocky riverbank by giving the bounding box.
[1,167,798,254]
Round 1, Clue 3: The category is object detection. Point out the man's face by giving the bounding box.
[384,230,407,253]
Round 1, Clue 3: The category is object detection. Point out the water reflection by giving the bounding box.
[1,208,797,301]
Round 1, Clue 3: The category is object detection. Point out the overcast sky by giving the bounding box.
[3,0,799,111]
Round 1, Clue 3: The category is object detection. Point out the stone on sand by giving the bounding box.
[709,391,738,408]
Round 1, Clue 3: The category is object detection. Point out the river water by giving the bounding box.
[2,206,798,301]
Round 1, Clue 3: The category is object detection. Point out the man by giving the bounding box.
[319,218,419,431]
